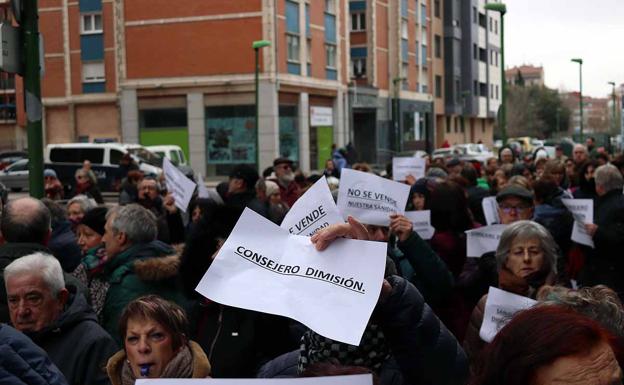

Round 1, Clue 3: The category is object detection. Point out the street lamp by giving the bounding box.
[571,58,583,140]
[392,76,407,152]
[253,40,271,167]
[484,2,507,143]
[608,81,617,134]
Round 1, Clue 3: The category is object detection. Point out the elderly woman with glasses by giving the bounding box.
[463,220,559,374]
[74,168,104,203]
[107,295,211,384]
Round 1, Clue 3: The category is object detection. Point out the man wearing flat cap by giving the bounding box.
[269,157,301,207]
[496,185,535,225]
[220,164,260,209]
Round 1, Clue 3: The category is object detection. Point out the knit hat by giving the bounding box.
[44,169,57,178]
[80,206,108,235]
[265,180,280,197]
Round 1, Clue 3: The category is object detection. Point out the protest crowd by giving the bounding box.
[1,138,624,385]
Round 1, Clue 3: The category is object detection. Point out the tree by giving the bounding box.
[506,84,570,138]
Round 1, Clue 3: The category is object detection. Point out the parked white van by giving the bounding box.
[44,143,162,191]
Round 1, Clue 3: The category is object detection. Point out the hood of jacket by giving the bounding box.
[106,341,211,385]
[24,286,96,343]
[103,240,178,284]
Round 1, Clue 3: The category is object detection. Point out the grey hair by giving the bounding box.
[107,203,157,244]
[4,252,65,295]
[595,164,624,193]
[495,220,559,275]
[539,285,624,339]
[67,194,96,213]
[255,178,266,193]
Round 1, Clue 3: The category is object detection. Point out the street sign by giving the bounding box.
[0,23,22,74]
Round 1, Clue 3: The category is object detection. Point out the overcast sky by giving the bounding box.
[505,0,623,98]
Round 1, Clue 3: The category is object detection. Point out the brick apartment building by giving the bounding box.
[0,0,503,174]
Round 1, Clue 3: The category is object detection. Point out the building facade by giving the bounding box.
[440,0,500,147]
[8,0,501,174]
[505,65,545,87]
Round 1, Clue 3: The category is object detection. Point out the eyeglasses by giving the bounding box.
[276,164,292,170]
[499,205,531,214]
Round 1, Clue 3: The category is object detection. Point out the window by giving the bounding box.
[351,12,366,31]
[472,7,477,23]
[81,13,102,34]
[421,4,426,25]
[82,62,105,82]
[421,84,428,93]
[473,44,477,60]
[495,20,498,34]
[326,44,336,68]
[287,35,300,62]
[434,35,441,58]
[401,63,409,78]
[479,13,487,28]
[446,116,451,133]
[325,0,335,14]
[480,82,488,97]
[421,44,427,66]
[489,16,493,32]
[110,150,123,165]
[496,52,499,66]
[496,85,499,99]
[490,50,494,65]
[352,57,366,77]
[435,76,442,98]
[434,0,440,18]
[473,80,478,95]
[454,117,459,133]
[401,20,408,39]
[479,47,487,63]
[490,84,494,98]
[306,39,311,65]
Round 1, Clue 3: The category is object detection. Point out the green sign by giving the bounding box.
[316,126,333,170]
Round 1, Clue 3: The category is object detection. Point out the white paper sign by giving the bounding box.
[163,158,197,212]
[337,168,411,226]
[392,157,426,181]
[136,374,373,385]
[281,176,344,236]
[562,199,594,248]
[310,106,334,127]
[482,196,501,226]
[466,225,507,257]
[479,286,537,343]
[404,210,435,240]
[196,208,387,345]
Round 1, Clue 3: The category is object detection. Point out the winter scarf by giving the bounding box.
[121,344,193,385]
[297,324,391,374]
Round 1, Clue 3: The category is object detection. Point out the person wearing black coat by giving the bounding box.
[24,289,118,385]
[258,275,468,385]
[5,253,118,385]
[0,323,68,385]
[580,164,624,299]
[179,203,297,378]
[41,198,82,272]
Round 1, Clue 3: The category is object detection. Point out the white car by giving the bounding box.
[146,145,188,166]
[451,144,494,163]
[0,159,29,192]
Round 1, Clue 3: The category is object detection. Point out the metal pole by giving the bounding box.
[255,47,260,168]
[499,14,507,143]
[579,62,583,141]
[24,0,44,198]
[612,85,617,133]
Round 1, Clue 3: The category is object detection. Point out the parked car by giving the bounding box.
[432,148,454,161]
[0,151,27,170]
[452,143,494,164]
[146,145,188,166]
[0,158,28,192]
[44,143,162,192]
